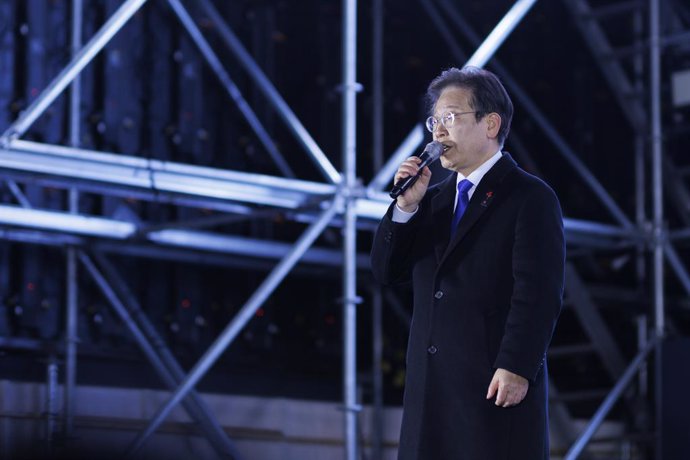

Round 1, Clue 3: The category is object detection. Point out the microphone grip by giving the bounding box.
[389,173,420,199]
[387,140,443,200]
[389,154,436,199]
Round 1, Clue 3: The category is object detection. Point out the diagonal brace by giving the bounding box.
[79,250,240,459]
[165,0,295,179]
[0,0,148,144]
[126,197,340,456]
[194,0,341,184]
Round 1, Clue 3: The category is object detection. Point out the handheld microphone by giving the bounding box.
[389,141,444,199]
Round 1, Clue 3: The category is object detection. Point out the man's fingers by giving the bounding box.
[488,368,529,408]
[394,160,421,183]
[498,384,527,407]
[486,378,498,399]
[490,383,520,407]
[494,384,507,406]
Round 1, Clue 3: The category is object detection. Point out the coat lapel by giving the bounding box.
[440,154,517,264]
[430,175,457,263]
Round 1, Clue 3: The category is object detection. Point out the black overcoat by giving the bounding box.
[371,154,565,460]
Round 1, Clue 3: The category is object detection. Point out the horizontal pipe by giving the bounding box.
[0,206,372,267]
[1,140,334,209]
[1,141,644,237]
[0,203,636,247]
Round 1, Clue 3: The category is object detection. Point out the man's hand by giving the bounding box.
[394,156,432,212]
[486,368,529,408]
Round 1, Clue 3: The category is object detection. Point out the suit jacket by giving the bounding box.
[371,154,565,460]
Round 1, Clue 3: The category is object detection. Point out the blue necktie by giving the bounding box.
[450,179,473,236]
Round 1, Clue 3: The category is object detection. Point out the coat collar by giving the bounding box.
[431,153,517,263]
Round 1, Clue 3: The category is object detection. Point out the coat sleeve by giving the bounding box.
[370,202,422,286]
[493,184,565,382]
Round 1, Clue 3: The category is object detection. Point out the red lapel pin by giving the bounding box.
[480,191,494,207]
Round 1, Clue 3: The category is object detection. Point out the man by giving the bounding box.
[371,66,565,459]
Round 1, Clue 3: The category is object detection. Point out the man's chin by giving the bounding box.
[439,157,454,171]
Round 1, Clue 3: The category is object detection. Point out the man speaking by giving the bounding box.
[371,66,565,459]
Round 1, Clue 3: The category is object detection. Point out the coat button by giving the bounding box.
[427,345,438,354]
[434,290,444,299]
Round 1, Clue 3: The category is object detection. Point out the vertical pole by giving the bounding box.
[649,0,663,337]
[371,290,384,460]
[633,7,646,285]
[637,315,648,396]
[64,238,78,436]
[649,0,664,459]
[69,0,83,150]
[64,0,83,438]
[371,0,384,456]
[372,0,384,173]
[341,0,359,458]
[46,358,59,446]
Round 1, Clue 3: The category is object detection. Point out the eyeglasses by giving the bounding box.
[425,111,477,133]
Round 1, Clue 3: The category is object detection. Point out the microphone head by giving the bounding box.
[423,141,444,161]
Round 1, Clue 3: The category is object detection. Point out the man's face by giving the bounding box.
[431,86,500,176]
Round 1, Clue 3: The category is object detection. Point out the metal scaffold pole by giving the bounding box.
[371,0,385,456]
[341,0,360,458]
[649,0,663,338]
[64,0,83,439]
[649,0,665,459]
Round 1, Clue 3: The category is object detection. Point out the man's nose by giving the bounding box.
[434,123,448,140]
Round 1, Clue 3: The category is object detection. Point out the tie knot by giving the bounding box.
[457,179,473,195]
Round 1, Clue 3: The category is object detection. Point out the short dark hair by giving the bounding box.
[426,66,513,146]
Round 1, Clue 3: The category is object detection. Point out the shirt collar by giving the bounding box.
[455,150,503,195]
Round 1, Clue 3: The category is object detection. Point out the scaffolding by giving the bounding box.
[0,0,688,458]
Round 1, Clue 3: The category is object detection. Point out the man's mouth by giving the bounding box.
[442,144,451,153]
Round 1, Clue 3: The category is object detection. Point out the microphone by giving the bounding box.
[389,141,444,199]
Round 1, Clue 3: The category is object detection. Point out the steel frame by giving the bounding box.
[0,0,685,458]
[559,0,690,457]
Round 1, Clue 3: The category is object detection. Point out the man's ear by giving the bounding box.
[486,113,502,140]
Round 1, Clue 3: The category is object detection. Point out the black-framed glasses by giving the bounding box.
[425,111,477,133]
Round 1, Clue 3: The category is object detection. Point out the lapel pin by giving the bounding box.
[480,191,494,207]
